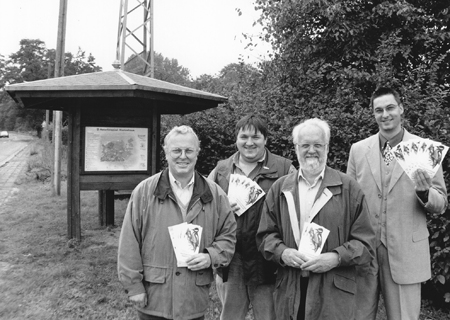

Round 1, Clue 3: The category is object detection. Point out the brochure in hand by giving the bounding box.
[298,222,330,259]
[168,222,203,267]
[387,139,448,182]
[228,174,265,216]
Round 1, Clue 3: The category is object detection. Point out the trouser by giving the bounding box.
[137,311,204,320]
[356,243,421,320]
[215,253,276,320]
[296,277,309,320]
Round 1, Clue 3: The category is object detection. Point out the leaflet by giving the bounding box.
[168,222,202,267]
[387,139,448,182]
[227,174,265,216]
[298,222,330,259]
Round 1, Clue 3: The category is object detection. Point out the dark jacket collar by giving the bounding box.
[154,169,213,204]
[282,166,343,197]
[220,148,283,177]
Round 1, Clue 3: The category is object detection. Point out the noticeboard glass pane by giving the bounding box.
[84,126,148,172]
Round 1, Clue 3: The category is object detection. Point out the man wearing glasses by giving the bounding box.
[208,115,295,320]
[347,87,447,320]
[118,125,237,320]
[257,118,375,320]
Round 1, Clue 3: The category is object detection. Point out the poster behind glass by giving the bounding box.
[84,126,148,172]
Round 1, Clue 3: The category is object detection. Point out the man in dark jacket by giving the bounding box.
[118,125,236,320]
[257,118,375,320]
[208,115,295,320]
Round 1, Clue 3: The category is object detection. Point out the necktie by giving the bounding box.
[383,141,394,166]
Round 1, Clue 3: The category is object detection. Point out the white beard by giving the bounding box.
[300,157,325,175]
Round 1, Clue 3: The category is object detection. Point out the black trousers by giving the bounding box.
[297,277,309,320]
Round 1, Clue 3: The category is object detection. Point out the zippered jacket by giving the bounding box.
[257,167,375,320]
[118,169,237,320]
[209,149,293,285]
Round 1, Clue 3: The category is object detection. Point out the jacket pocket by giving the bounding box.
[195,268,214,286]
[143,266,167,283]
[333,273,356,295]
[412,227,429,243]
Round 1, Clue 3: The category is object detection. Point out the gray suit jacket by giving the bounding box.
[347,129,447,284]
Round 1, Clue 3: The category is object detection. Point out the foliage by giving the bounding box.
[46,124,69,146]
[0,39,102,133]
[251,0,450,307]
[124,52,191,86]
[162,61,288,175]
[160,0,450,307]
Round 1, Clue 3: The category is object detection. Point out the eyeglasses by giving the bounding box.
[296,143,328,151]
[169,148,197,158]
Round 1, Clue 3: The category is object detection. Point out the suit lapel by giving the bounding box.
[366,134,382,192]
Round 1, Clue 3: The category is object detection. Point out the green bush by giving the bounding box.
[46,124,69,145]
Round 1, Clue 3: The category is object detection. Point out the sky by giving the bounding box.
[0,0,271,79]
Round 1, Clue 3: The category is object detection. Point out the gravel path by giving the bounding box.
[0,146,30,209]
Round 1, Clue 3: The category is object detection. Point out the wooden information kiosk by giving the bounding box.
[6,69,227,240]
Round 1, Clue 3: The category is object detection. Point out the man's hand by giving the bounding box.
[413,169,431,192]
[230,201,240,215]
[301,252,339,273]
[129,293,147,308]
[186,253,211,271]
[281,248,308,268]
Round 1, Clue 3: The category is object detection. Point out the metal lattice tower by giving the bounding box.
[115,0,154,77]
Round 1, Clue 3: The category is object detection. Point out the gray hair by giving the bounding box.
[292,118,330,144]
[163,125,200,151]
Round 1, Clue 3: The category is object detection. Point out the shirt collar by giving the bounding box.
[168,170,195,189]
[298,166,325,187]
[379,128,404,149]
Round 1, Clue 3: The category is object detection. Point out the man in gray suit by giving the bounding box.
[347,87,447,320]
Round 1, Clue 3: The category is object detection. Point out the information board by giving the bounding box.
[84,126,148,172]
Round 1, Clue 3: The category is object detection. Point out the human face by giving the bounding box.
[373,94,404,135]
[295,125,328,177]
[236,126,267,163]
[165,133,198,180]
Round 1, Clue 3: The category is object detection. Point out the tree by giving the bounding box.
[253,0,450,307]
[0,39,102,133]
[47,47,102,76]
[124,52,191,86]
[165,61,295,174]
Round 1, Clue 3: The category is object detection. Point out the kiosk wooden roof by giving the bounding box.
[6,70,227,240]
[6,69,227,112]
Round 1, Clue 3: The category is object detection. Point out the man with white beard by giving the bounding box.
[256,118,376,320]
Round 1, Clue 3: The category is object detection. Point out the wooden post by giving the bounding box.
[98,191,106,226]
[105,190,115,226]
[67,108,81,240]
[53,0,68,196]
[98,190,115,226]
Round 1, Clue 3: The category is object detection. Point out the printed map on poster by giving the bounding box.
[84,127,148,171]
